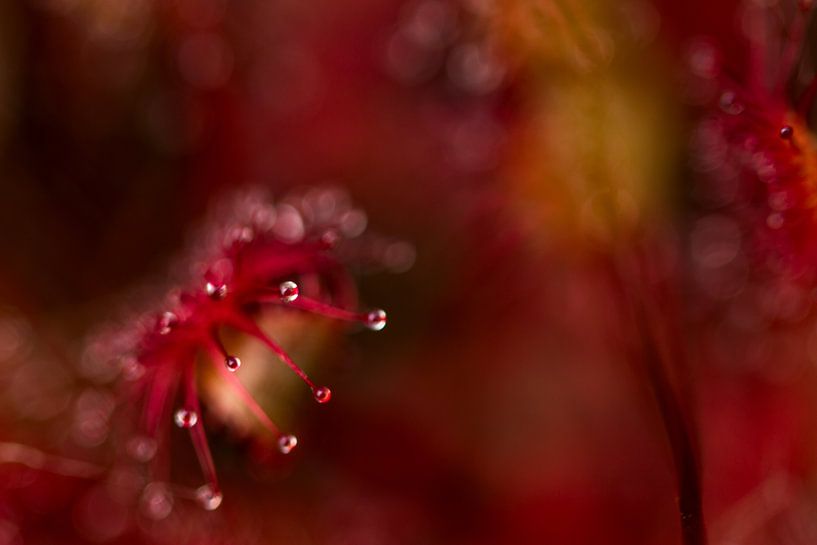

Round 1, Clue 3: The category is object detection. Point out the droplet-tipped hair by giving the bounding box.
[91,186,406,513]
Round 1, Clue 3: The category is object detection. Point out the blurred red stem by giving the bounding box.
[612,249,707,545]
[632,300,707,545]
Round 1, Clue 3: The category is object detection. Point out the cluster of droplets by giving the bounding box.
[82,186,404,516]
[184,186,414,276]
[689,85,817,287]
[380,0,511,175]
[686,206,817,382]
[685,0,817,252]
[383,0,506,96]
[692,84,817,277]
[683,1,817,380]
[686,1,817,278]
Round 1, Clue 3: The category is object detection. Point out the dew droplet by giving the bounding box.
[277,434,298,454]
[686,38,719,79]
[767,212,785,230]
[779,125,794,140]
[174,408,198,428]
[754,152,777,183]
[251,206,277,232]
[195,484,223,511]
[384,241,416,273]
[447,42,505,95]
[126,436,158,462]
[205,282,228,300]
[339,209,368,238]
[314,386,332,404]
[141,483,173,520]
[121,356,145,381]
[224,226,255,247]
[157,312,178,335]
[769,191,790,211]
[272,205,304,242]
[279,281,299,303]
[690,215,741,269]
[225,355,241,372]
[366,309,387,331]
[719,90,743,115]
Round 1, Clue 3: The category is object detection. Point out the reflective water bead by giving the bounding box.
[141,483,173,520]
[205,282,228,300]
[121,356,145,381]
[767,213,785,230]
[279,281,299,303]
[225,355,241,372]
[339,209,367,238]
[277,434,298,454]
[719,90,743,115]
[195,485,223,511]
[314,386,332,404]
[157,312,178,335]
[366,309,387,331]
[174,408,198,428]
[780,125,794,140]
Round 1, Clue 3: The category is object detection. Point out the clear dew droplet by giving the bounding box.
[157,312,178,335]
[141,483,173,520]
[195,485,223,511]
[767,213,785,230]
[225,355,241,372]
[277,434,298,454]
[174,408,198,428]
[205,282,228,300]
[366,309,387,331]
[339,209,368,238]
[272,205,305,242]
[224,226,255,248]
[780,125,794,140]
[719,90,744,115]
[314,386,332,404]
[121,356,145,381]
[754,152,777,184]
[237,226,255,243]
[279,281,299,303]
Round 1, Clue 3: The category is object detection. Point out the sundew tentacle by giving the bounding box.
[176,361,220,504]
[87,186,408,514]
[229,312,324,400]
[257,281,387,330]
[206,344,283,439]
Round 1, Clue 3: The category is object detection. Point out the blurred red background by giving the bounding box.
[2,1,817,544]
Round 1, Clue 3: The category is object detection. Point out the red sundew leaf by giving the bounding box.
[690,2,817,286]
[83,186,408,514]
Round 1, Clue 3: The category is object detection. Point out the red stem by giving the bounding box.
[611,248,707,545]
